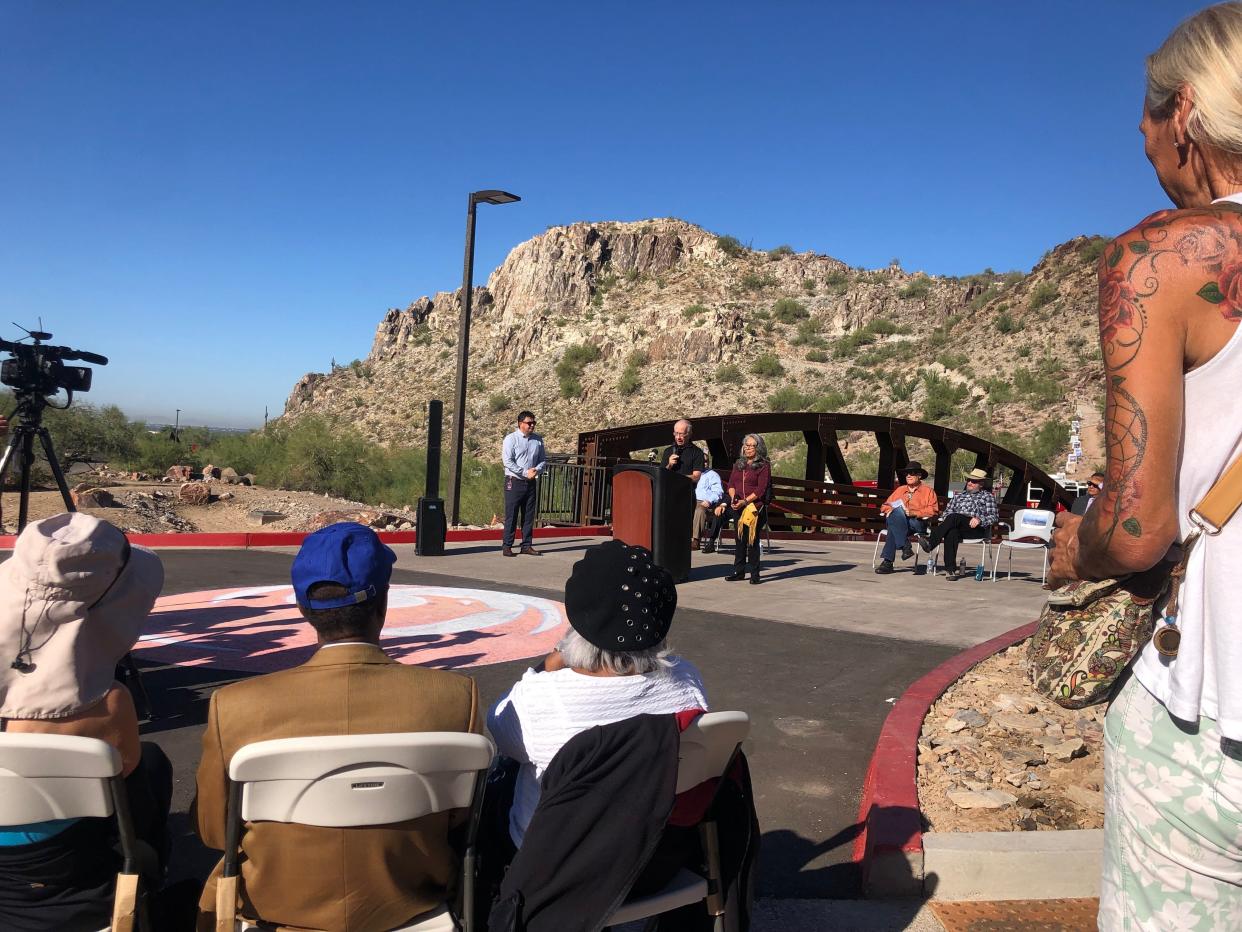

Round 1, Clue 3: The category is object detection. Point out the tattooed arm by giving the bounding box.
[1069,216,1191,578]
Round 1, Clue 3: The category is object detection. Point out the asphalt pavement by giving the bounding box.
[132,539,1051,901]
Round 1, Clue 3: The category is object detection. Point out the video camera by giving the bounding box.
[0,329,108,403]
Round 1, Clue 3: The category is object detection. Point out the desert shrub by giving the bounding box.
[617,369,640,396]
[1012,367,1061,404]
[981,377,1016,405]
[772,298,809,323]
[740,272,777,291]
[891,377,918,402]
[792,319,825,347]
[487,394,509,413]
[715,363,744,384]
[866,317,901,335]
[750,354,785,378]
[802,278,817,294]
[813,388,855,411]
[995,312,1021,334]
[806,349,829,362]
[716,234,746,257]
[898,276,932,299]
[856,343,903,367]
[969,287,1002,311]
[833,329,877,357]
[1030,420,1070,469]
[555,343,600,398]
[1028,282,1059,310]
[682,303,708,319]
[921,372,968,422]
[767,385,812,411]
[824,269,850,295]
[1081,236,1109,264]
[936,351,969,370]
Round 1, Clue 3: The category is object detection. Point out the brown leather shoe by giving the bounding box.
[520,546,542,556]
[502,547,516,557]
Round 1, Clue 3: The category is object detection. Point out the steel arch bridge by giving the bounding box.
[559,412,1071,536]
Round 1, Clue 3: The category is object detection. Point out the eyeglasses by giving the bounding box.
[967,478,982,483]
[1087,482,1101,489]
[521,420,536,426]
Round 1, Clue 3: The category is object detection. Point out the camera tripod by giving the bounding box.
[0,392,76,534]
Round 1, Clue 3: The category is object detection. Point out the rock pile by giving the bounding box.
[918,642,1105,834]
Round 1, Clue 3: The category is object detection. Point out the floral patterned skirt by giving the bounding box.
[1100,673,1242,930]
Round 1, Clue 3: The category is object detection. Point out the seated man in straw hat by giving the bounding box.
[875,461,940,574]
[920,468,999,580]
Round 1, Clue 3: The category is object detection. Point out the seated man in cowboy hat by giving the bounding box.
[875,461,940,574]
[920,468,1000,579]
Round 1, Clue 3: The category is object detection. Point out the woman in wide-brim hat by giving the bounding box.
[0,513,171,931]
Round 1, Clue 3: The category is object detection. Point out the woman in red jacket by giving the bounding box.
[724,434,770,584]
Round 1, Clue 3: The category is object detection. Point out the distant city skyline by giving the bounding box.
[0,1,1207,428]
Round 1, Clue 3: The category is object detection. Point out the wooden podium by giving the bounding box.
[612,463,694,582]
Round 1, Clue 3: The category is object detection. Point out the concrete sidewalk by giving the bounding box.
[404,535,1051,648]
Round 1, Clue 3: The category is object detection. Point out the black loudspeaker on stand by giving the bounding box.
[416,399,447,556]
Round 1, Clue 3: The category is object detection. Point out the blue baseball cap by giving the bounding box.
[291,522,397,611]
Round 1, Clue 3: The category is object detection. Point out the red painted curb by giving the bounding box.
[852,619,1040,889]
[0,525,611,550]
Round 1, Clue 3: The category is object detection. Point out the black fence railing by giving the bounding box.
[536,455,627,526]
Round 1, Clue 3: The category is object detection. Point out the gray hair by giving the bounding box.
[673,419,693,438]
[1146,2,1242,156]
[557,628,670,676]
[735,433,769,470]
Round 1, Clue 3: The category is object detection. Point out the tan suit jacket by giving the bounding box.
[194,643,481,932]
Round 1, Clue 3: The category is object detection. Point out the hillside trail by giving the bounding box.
[1070,395,1105,478]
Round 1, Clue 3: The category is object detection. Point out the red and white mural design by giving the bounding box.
[133,584,568,673]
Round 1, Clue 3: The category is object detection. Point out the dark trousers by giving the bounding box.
[0,741,173,932]
[881,511,927,562]
[730,507,764,577]
[927,513,987,571]
[503,475,537,548]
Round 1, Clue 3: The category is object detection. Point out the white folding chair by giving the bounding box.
[219,732,495,932]
[606,711,751,932]
[0,733,146,932]
[992,508,1055,582]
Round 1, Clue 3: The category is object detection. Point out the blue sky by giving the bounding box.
[0,1,1206,427]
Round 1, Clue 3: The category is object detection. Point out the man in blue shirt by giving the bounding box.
[692,459,725,551]
[501,410,547,557]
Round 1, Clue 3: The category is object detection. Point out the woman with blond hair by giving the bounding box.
[1048,4,1242,927]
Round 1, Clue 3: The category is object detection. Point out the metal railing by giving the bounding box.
[536,455,625,526]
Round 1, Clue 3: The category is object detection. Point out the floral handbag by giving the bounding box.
[1027,568,1170,710]
[1028,451,1242,710]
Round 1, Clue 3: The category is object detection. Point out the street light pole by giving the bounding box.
[445,189,520,527]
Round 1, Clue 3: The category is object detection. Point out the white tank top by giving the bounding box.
[1134,193,1242,738]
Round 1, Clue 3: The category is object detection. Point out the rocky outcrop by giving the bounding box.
[280,218,1108,470]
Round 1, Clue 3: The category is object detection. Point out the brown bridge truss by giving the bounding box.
[556,413,1073,537]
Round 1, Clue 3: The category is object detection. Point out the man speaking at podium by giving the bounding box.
[659,419,704,481]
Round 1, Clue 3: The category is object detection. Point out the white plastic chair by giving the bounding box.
[605,711,751,931]
[219,732,496,932]
[992,508,1055,583]
[0,733,145,932]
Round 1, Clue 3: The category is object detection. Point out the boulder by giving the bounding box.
[166,465,192,481]
[202,465,221,480]
[310,509,402,530]
[220,467,240,483]
[179,482,211,506]
[71,486,115,508]
[947,788,1016,810]
[247,510,284,527]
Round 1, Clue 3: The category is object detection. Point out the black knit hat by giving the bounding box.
[564,540,677,651]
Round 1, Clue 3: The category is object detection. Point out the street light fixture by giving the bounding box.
[445,189,521,527]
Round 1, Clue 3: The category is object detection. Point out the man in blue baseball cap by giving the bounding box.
[194,523,482,931]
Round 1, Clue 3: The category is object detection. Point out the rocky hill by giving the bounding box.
[283,218,1107,477]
